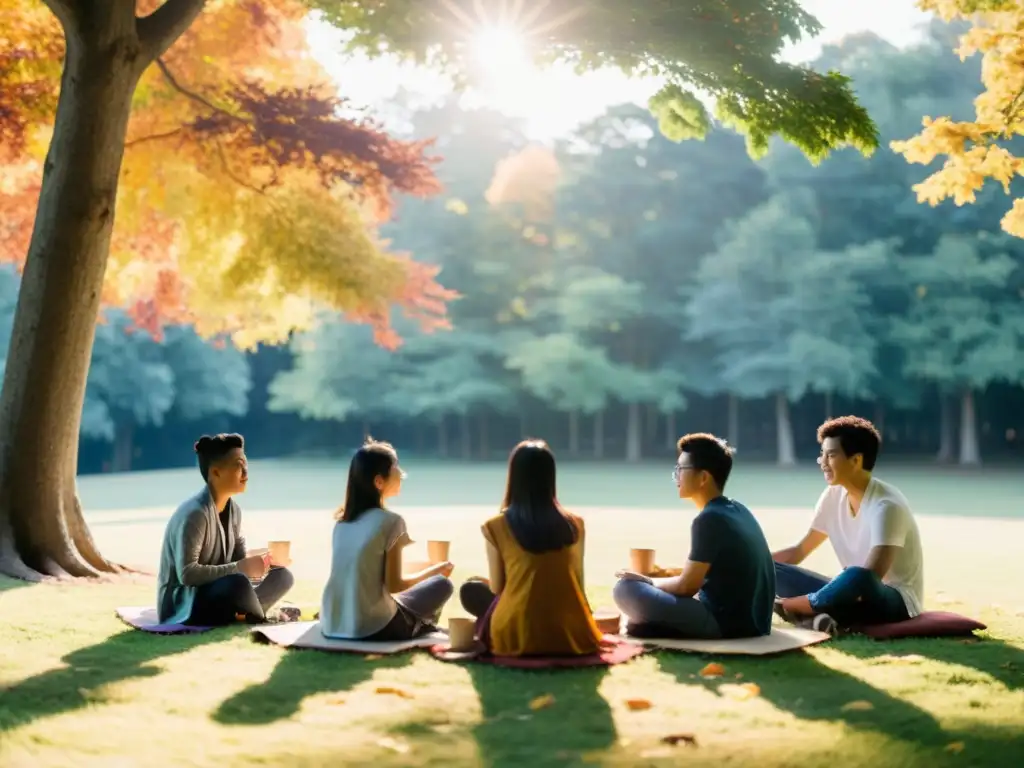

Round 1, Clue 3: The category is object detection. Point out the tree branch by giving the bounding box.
[39,0,81,34]
[155,58,242,121]
[137,0,208,63]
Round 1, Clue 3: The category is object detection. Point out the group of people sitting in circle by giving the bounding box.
[157,415,924,655]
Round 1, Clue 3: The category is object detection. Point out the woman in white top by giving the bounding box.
[320,439,454,640]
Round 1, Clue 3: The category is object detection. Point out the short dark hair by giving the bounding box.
[501,439,579,554]
[194,433,244,481]
[337,437,399,523]
[817,416,881,471]
[676,432,734,491]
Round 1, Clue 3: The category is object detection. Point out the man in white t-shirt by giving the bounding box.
[770,416,924,636]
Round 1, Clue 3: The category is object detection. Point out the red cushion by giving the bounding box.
[856,611,987,640]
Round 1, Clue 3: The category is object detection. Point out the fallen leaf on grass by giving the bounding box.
[661,733,698,747]
[364,654,384,661]
[699,662,725,678]
[377,737,410,754]
[841,700,874,712]
[734,673,744,679]
[945,742,965,754]
[375,686,414,699]
[720,682,761,701]
[529,694,555,710]
[625,698,653,711]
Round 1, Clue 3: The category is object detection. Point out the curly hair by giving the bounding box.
[817,416,881,471]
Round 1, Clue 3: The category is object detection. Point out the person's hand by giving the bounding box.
[238,554,268,579]
[435,561,455,578]
[615,569,653,584]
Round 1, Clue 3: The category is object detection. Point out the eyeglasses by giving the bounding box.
[671,464,697,484]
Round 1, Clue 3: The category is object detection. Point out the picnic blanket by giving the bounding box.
[430,637,645,667]
[623,626,831,655]
[251,620,447,654]
[116,606,214,635]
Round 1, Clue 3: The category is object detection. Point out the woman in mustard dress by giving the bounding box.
[459,439,603,656]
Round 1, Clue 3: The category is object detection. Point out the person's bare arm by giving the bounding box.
[653,560,711,598]
[383,530,449,593]
[485,539,506,594]
[863,545,899,580]
[772,529,828,565]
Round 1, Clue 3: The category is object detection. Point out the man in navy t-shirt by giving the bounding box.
[613,433,775,639]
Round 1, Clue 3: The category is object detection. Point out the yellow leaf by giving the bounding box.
[364,654,384,661]
[841,700,874,712]
[945,742,965,754]
[699,662,725,678]
[375,686,414,699]
[529,694,555,710]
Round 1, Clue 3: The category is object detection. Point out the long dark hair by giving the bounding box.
[501,439,579,554]
[336,438,398,523]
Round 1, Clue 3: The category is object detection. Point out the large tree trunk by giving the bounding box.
[625,402,642,463]
[593,410,605,459]
[958,388,981,466]
[112,421,135,473]
[0,13,146,580]
[568,410,580,456]
[775,392,797,466]
[727,394,740,448]
[937,392,955,463]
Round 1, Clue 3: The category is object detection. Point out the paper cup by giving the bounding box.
[629,548,656,575]
[448,617,477,652]
[427,540,451,564]
[268,540,291,565]
[593,609,622,635]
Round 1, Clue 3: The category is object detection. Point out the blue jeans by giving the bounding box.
[774,563,909,627]
[612,578,722,639]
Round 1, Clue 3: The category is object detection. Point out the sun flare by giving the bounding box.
[470,24,531,79]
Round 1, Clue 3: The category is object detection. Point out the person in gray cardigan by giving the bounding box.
[157,433,295,625]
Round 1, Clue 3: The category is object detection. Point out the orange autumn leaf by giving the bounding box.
[625,698,653,711]
[699,663,726,678]
[374,686,414,699]
[529,694,556,710]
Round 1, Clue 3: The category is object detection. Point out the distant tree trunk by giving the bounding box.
[874,402,886,435]
[568,411,580,456]
[460,413,471,459]
[625,403,642,462]
[518,412,527,439]
[112,421,135,473]
[477,414,489,459]
[415,423,425,453]
[593,410,605,459]
[775,393,797,466]
[824,391,833,420]
[665,411,676,451]
[937,393,955,463]
[0,0,192,579]
[959,389,981,466]
[727,394,740,448]
[645,404,658,441]
[437,416,448,457]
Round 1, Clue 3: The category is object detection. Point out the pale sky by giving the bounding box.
[308,0,933,139]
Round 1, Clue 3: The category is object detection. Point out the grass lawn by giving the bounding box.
[2,462,1023,767]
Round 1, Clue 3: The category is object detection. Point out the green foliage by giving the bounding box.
[309,0,879,160]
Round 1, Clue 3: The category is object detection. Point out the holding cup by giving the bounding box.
[629,548,656,576]
[448,617,477,652]
[427,540,451,565]
[268,540,291,567]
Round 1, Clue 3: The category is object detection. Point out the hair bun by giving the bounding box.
[194,436,212,454]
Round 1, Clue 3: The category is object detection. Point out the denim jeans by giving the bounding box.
[187,566,295,625]
[774,562,909,627]
[366,575,454,641]
[612,578,722,639]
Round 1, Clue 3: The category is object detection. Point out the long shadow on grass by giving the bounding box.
[0,626,230,733]
[466,665,616,767]
[212,647,413,725]
[0,576,32,594]
[655,644,952,749]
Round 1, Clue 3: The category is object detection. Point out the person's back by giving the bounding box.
[321,507,404,639]
[484,512,602,656]
[695,497,775,638]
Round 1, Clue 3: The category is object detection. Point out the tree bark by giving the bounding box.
[593,410,604,459]
[477,414,488,459]
[775,393,797,466]
[436,416,448,457]
[937,393,954,463]
[568,410,580,456]
[727,394,740,449]
[0,8,154,580]
[958,388,981,466]
[625,402,642,462]
[112,421,135,473]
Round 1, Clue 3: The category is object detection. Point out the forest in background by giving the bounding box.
[4,22,1022,473]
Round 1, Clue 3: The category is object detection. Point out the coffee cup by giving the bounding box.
[630,548,656,575]
[448,617,477,652]
[427,540,451,564]
[268,540,291,566]
[593,608,622,635]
